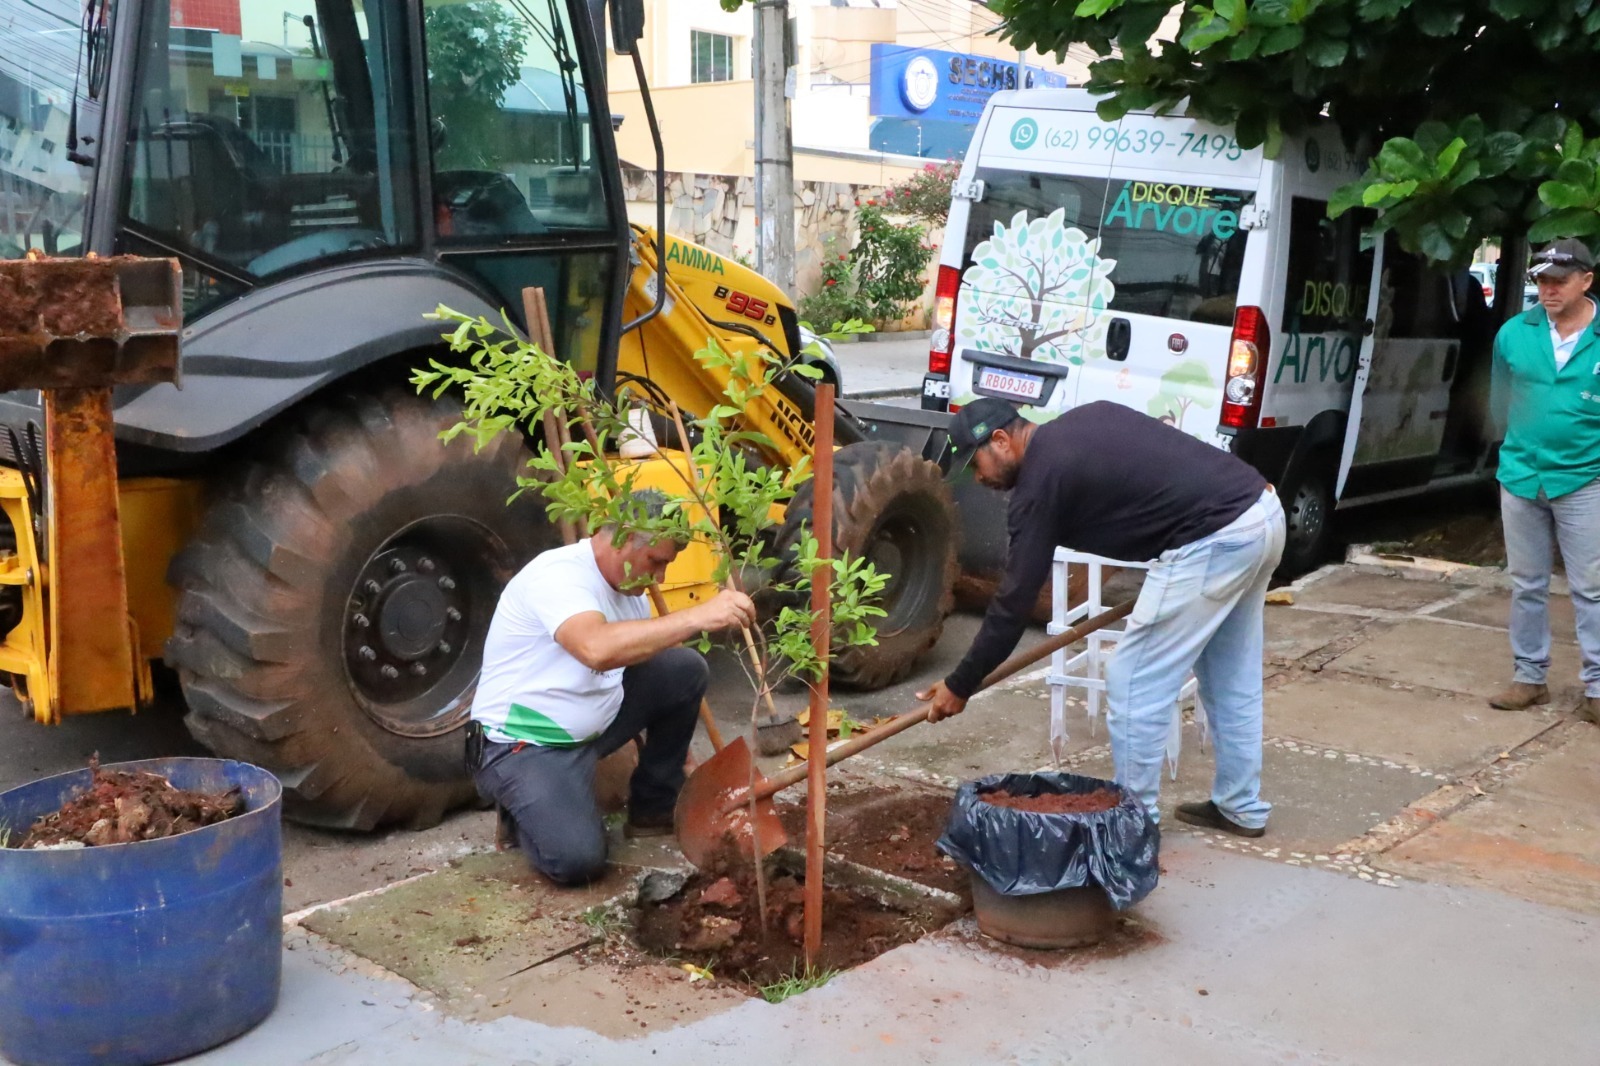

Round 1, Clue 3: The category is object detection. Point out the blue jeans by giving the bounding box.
[1105,490,1285,829]
[1500,478,1600,698]
[473,646,708,884]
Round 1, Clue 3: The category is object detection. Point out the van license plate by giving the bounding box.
[977,367,1045,401]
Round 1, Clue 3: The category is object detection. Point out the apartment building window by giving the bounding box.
[691,30,734,83]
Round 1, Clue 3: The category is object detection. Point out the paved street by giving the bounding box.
[833,333,930,398]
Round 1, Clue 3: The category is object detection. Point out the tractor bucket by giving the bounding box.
[0,253,182,719]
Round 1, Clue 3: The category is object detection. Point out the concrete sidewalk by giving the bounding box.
[191,831,1598,1064]
[20,557,1600,1065]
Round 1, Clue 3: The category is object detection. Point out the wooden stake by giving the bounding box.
[803,383,835,968]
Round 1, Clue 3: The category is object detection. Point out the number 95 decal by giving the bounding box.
[713,286,777,326]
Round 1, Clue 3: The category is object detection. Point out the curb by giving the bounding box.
[1342,544,1511,588]
[845,386,920,400]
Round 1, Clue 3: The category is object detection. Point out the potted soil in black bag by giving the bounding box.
[937,771,1160,949]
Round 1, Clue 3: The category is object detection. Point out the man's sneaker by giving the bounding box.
[624,810,675,839]
[1174,800,1266,839]
[1576,696,1600,726]
[1488,682,1550,710]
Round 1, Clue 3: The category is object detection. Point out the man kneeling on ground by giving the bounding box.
[468,490,755,884]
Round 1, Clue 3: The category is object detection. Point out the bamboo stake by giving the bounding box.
[802,383,835,968]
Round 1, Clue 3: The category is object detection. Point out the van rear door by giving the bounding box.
[1337,237,1463,497]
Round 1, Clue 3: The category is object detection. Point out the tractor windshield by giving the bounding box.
[0,0,93,258]
[119,0,610,312]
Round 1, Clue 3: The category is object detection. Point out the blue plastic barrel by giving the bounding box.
[0,758,282,1066]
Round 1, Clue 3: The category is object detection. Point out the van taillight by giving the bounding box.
[929,265,960,375]
[1220,305,1270,430]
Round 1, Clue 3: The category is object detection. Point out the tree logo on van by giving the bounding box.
[1146,360,1217,431]
[956,208,1116,366]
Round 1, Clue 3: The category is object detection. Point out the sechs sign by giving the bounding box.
[868,43,1068,125]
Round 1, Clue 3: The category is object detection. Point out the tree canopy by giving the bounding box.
[988,0,1600,265]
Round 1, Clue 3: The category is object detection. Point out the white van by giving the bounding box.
[921,89,1503,572]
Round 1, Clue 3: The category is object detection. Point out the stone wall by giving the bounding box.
[619,165,937,328]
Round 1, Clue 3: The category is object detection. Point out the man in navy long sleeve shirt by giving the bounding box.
[917,399,1285,836]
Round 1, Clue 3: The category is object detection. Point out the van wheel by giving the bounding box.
[166,388,554,831]
[1278,458,1335,576]
[776,442,957,690]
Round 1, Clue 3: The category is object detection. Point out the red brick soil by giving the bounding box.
[979,788,1121,814]
[12,758,242,848]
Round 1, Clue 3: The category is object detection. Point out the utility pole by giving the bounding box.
[752,0,794,294]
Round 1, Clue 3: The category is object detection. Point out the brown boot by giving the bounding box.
[1488,682,1550,710]
[1576,696,1600,726]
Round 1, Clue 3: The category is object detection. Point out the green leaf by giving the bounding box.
[1303,33,1348,66]
[1073,0,1122,15]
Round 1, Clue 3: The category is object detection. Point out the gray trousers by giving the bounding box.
[473,647,709,884]
[1501,478,1600,697]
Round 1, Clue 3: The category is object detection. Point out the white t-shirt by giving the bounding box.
[471,539,651,746]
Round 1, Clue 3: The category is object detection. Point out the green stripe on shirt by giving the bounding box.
[502,704,590,747]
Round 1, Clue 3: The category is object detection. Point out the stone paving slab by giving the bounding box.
[1296,569,1462,613]
[1383,725,1600,915]
[301,851,748,1038]
[856,680,1102,785]
[1263,606,1368,663]
[1326,618,1587,701]
[1264,674,1558,775]
[1066,723,1439,855]
[1430,585,1579,639]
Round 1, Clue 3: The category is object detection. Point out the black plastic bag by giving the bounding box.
[936,771,1159,910]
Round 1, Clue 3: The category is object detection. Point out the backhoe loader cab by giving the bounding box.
[0,0,959,829]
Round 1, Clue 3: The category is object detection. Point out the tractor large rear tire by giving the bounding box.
[779,442,957,690]
[166,388,554,830]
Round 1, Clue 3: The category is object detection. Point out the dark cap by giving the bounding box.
[1529,238,1596,280]
[945,397,1022,475]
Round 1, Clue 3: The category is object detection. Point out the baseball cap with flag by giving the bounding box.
[1528,238,1595,280]
[944,397,1022,476]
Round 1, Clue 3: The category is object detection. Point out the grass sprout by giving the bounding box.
[758,966,840,1004]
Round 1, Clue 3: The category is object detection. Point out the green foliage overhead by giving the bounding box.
[411,309,888,703]
[989,0,1600,265]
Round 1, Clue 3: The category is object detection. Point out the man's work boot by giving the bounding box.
[1576,696,1600,726]
[1174,800,1266,839]
[623,809,674,839]
[1488,682,1550,710]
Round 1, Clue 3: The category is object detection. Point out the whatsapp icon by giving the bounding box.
[1009,117,1039,150]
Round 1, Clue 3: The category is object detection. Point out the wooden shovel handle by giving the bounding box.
[750,599,1135,801]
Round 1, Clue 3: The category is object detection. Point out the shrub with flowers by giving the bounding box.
[883,160,961,228]
[798,196,935,327]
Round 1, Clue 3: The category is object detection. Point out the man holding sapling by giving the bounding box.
[916,398,1284,838]
[468,490,755,885]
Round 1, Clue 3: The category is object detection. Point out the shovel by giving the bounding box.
[673,598,1136,870]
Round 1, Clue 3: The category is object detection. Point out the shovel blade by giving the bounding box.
[674,736,788,870]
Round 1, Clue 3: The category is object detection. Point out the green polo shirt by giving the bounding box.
[1492,299,1600,500]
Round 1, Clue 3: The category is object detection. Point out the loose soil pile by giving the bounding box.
[635,862,953,987]
[12,759,242,848]
[775,786,968,896]
[979,788,1121,814]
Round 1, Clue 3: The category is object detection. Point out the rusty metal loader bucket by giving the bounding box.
[0,253,181,720]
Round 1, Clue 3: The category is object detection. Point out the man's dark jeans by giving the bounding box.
[472,646,708,885]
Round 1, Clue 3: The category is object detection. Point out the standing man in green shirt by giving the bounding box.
[1489,238,1600,724]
